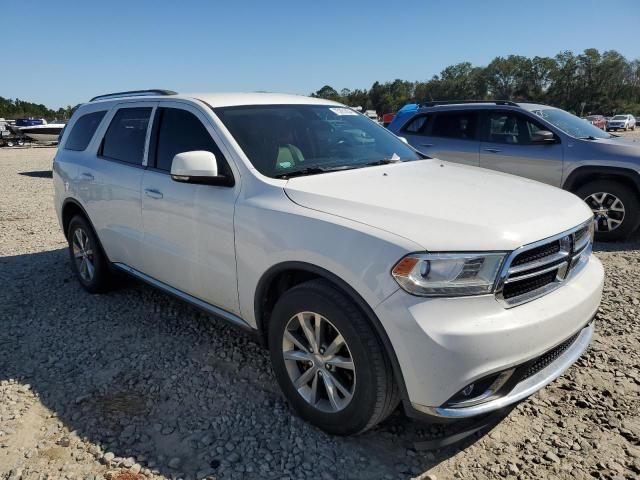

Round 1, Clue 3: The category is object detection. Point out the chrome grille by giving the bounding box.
[496,221,593,307]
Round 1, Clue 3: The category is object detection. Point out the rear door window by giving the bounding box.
[64,111,107,151]
[149,107,230,175]
[431,111,478,140]
[101,107,152,165]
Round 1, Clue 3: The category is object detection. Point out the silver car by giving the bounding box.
[607,114,636,132]
[388,101,640,240]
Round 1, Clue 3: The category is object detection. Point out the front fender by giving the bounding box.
[234,188,420,328]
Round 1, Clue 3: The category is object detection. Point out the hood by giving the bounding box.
[284,160,593,251]
[574,135,640,159]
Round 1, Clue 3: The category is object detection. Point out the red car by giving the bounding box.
[586,115,606,130]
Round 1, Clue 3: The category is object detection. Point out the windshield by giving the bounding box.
[214,104,421,178]
[532,108,612,139]
[612,115,628,120]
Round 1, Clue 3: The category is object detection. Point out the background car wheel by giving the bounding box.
[268,279,399,435]
[67,215,112,293]
[576,180,640,241]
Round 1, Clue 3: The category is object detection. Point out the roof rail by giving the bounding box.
[421,100,519,107]
[89,89,178,102]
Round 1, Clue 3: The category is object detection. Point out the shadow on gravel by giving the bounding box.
[593,232,640,253]
[0,248,503,479]
[18,170,53,178]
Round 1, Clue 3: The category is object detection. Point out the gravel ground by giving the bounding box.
[0,145,639,480]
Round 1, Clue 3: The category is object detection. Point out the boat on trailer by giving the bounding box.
[11,119,66,143]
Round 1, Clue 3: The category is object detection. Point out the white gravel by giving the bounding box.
[0,146,638,480]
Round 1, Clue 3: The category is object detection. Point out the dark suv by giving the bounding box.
[388,101,640,241]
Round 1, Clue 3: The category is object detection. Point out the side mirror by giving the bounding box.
[170,151,233,186]
[531,130,556,144]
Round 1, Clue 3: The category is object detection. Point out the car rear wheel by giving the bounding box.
[576,180,640,241]
[67,215,112,293]
[268,279,399,435]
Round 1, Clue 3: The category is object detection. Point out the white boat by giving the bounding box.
[16,120,66,143]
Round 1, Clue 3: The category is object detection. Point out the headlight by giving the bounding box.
[391,253,506,296]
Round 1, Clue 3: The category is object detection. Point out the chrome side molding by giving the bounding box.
[113,263,253,331]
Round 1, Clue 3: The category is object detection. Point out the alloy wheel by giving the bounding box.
[584,192,625,232]
[282,312,356,413]
[72,227,95,282]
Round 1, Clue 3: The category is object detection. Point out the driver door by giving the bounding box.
[479,111,563,186]
[140,102,240,314]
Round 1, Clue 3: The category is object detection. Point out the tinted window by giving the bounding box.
[403,115,429,133]
[150,108,230,175]
[431,111,477,140]
[101,108,151,165]
[214,105,420,178]
[64,111,106,151]
[487,112,546,145]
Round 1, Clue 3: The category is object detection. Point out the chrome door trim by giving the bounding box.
[113,262,252,331]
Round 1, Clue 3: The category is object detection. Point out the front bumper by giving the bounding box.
[375,255,603,417]
[415,321,593,418]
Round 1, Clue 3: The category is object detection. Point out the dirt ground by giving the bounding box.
[0,143,638,480]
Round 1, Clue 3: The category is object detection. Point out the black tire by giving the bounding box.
[575,180,640,241]
[67,215,112,293]
[268,279,399,435]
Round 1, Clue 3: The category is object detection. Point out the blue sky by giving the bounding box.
[2,0,639,109]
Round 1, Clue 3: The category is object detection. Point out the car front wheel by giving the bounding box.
[576,180,640,241]
[268,279,399,435]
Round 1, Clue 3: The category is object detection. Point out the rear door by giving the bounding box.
[479,110,563,186]
[140,102,240,314]
[404,110,480,166]
[81,102,154,268]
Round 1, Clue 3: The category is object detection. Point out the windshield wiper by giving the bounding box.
[364,158,403,166]
[577,136,599,140]
[274,165,355,179]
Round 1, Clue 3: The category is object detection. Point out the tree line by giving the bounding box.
[0,97,73,121]
[2,48,638,121]
[311,48,640,117]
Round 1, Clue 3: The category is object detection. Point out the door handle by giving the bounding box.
[144,188,163,199]
[419,143,434,147]
[483,148,502,153]
[80,172,94,181]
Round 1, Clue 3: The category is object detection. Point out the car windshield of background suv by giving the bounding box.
[214,104,421,178]
[532,108,613,139]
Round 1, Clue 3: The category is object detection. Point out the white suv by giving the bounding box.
[53,90,604,435]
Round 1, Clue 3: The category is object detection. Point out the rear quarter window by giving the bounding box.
[402,115,429,134]
[64,111,107,151]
